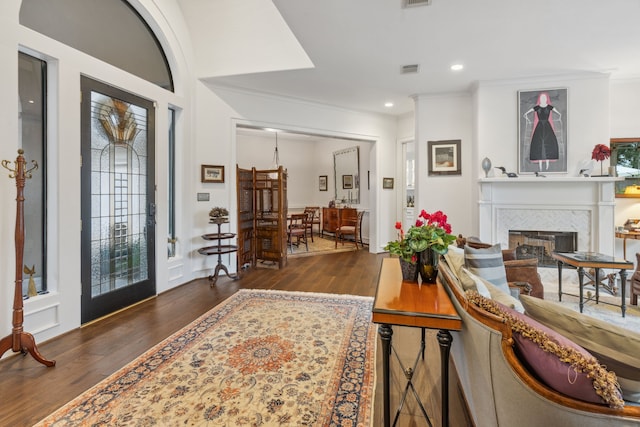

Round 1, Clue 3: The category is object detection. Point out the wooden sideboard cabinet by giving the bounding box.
[322,207,357,236]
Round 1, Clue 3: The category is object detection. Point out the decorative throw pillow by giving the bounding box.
[520,294,640,403]
[466,291,624,408]
[482,280,525,313]
[464,243,510,294]
[461,267,492,298]
[443,246,476,290]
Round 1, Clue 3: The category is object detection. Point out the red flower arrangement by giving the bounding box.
[591,144,611,175]
[384,210,456,263]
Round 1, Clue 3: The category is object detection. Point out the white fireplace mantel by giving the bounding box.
[478,176,622,256]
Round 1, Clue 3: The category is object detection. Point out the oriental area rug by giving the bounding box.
[35,290,376,426]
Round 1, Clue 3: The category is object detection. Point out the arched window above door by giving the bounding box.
[20,0,173,91]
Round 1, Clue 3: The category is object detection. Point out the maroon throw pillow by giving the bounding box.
[466,290,623,408]
[508,309,604,404]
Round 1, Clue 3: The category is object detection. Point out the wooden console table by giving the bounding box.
[198,219,238,286]
[552,251,633,317]
[372,258,461,427]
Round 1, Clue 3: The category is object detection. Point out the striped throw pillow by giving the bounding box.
[464,243,510,294]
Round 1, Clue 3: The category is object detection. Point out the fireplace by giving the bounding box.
[508,230,577,267]
[478,177,618,282]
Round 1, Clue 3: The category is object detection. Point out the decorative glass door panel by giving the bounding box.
[81,77,155,323]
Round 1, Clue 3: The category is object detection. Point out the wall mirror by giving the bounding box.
[611,137,640,198]
[334,146,359,204]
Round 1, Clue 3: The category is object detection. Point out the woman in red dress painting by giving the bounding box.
[523,92,561,171]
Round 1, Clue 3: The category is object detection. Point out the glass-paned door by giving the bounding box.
[80,76,155,323]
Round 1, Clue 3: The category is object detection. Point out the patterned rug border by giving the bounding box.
[36,289,377,426]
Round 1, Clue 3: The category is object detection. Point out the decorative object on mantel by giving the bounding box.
[384,210,456,284]
[591,144,611,176]
[481,157,492,177]
[209,206,229,224]
[0,149,55,367]
[497,166,518,178]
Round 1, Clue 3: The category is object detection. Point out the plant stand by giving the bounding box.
[198,218,238,286]
[0,150,55,367]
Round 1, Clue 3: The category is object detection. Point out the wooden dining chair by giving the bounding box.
[303,207,318,242]
[335,209,362,249]
[288,213,309,253]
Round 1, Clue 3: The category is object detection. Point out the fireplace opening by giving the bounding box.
[508,230,577,267]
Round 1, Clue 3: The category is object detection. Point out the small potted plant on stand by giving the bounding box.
[209,206,229,224]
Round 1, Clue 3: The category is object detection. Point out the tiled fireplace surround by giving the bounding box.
[478,177,619,282]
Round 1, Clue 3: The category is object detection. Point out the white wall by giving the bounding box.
[474,75,611,235]
[476,75,610,179]
[413,93,474,238]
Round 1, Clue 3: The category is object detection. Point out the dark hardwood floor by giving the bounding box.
[0,250,469,426]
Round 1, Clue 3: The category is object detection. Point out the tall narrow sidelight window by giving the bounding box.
[18,52,47,296]
[168,108,176,258]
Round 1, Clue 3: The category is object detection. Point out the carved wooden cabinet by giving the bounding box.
[322,207,357,235]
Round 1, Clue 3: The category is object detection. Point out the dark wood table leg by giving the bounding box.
[437,330,453,427]
[208,254,238,287]
[620,269,628,317]
[379,324,393,427]
[557,260,564,301]
[594,268,600,304]
[578,266,585,313]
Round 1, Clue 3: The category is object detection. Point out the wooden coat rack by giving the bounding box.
[0,149,55,366]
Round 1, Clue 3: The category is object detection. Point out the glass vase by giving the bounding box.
[418,249,439,284]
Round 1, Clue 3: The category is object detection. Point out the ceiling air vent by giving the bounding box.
[401,64,420,74]
[403,0,432,8]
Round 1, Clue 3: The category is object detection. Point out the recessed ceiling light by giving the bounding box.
[450,64,464,71]
[384,102,394,108]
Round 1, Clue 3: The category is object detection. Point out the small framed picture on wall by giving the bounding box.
[319,175,328,191]
[428,140,461,176]
[382,177,394,189]
[201,165,225,183]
